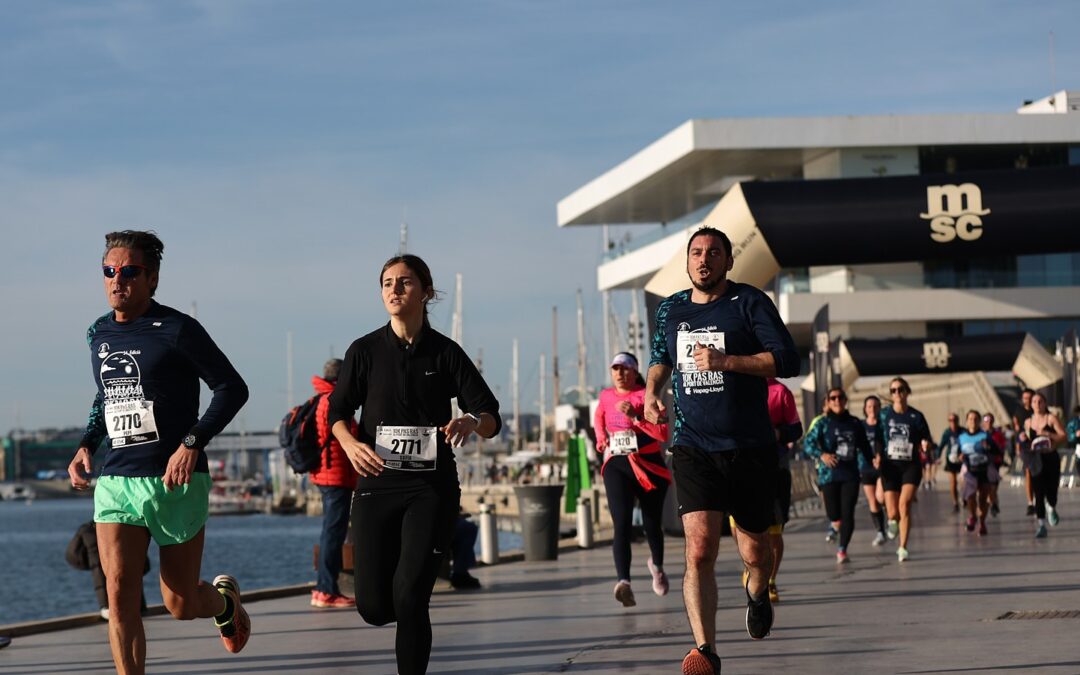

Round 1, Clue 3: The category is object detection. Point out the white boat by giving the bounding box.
[0,483,37,501]
[208,480,265,516]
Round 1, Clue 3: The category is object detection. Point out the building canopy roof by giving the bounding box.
[557,113,1080,227]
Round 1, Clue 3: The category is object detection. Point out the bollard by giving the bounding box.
[479,503,499,564]
[577,497,594,548]
[592,487,602,524]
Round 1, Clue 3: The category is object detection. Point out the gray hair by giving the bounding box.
[104,230,164,297]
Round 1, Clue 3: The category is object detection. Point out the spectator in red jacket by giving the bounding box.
[311,359,360,609]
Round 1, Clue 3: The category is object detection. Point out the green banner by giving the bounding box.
[564,434,592,513]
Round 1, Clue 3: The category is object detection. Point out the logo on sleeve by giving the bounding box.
[97,343,110,359]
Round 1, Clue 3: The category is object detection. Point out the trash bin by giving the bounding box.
[514,484,565,561]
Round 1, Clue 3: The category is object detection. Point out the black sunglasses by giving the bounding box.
[889,387,907,394]
[827,394,846,401]
[102,264,148,280]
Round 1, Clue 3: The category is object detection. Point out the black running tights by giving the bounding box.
[603,459,668,581]
[351,485,458,675]
[1033,456,1061,519]
[822,479,860,551]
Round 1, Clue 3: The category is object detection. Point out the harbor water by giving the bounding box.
[0,498,522,625]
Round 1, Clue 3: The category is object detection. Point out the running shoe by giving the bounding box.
[886,520,899,540]
[825,525,838,543]
[991,503,1000,517]
[1026,504,1036,516]
[952,503,960,513]
[1035,524,1048,538]
[647,558,669,597]
[681,645,722,675]
[871,532,886,547]
[896,547,909,562]
[768,581,779,604]
[836,550,849,564]
[614,580,636,607]
[1048,507,1060,527]
[213,574,250,654]
[965,516,976,532]
[978,521,988,536]
[744,582,773,640]
[99,607,110,621]
[450,573,482,590]
[311,590,356,608]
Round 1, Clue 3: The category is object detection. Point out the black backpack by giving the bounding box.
[279,394,329,474]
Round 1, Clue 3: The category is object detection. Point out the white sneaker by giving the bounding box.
[886,520,899,540]
[872,532,887,546]
[99,608,110,621]
[647,558,669,597]
[897,547,910,562]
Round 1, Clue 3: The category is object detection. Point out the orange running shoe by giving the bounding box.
[311,590,356,609]
[682,645,722,675]
[213,574,250,654]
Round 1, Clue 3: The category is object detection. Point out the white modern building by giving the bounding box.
[558,91,1080,425]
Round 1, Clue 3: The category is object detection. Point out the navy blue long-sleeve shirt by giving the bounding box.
[79,301,248,477]
[650,283,800,451]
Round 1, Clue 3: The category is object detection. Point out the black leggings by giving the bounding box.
[603,459,668,581]
[821,480,860,551]
[1033,455,1061,519]
[351,485,459,675]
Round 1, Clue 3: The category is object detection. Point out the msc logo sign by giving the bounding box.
[919,183,991,243]
[922,342,951,369]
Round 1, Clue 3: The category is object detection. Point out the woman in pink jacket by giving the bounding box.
[593,352,671,608]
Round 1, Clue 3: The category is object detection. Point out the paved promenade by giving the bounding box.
[3,483,1079,674]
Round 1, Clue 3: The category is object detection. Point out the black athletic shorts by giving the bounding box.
[944,460,963,474]
[880,459,922,492]
[774,467,792,526]
[671,445,776,534]
[859,469,880,486]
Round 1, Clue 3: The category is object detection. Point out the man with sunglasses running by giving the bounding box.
[645,226,800,675]
[68,230,250,675]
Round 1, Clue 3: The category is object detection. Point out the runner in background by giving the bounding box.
[957,410,998,536]
[1022,392,1065,539]
[940,414,963,513]
[861,396,887,544]
[803,388,872,563]
[731,378,802,602]
[876,377,933,563]
[982,413,1006,517]
[1012,388,1036,515]
[593,352,671,608]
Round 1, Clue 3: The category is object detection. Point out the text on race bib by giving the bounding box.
[375,425,438,471]
[608,430,639,456]
[104,400,160,447]
[887,436,913,461]
[676,330,725,373]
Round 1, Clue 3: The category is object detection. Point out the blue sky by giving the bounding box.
[2,0,1078,432]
